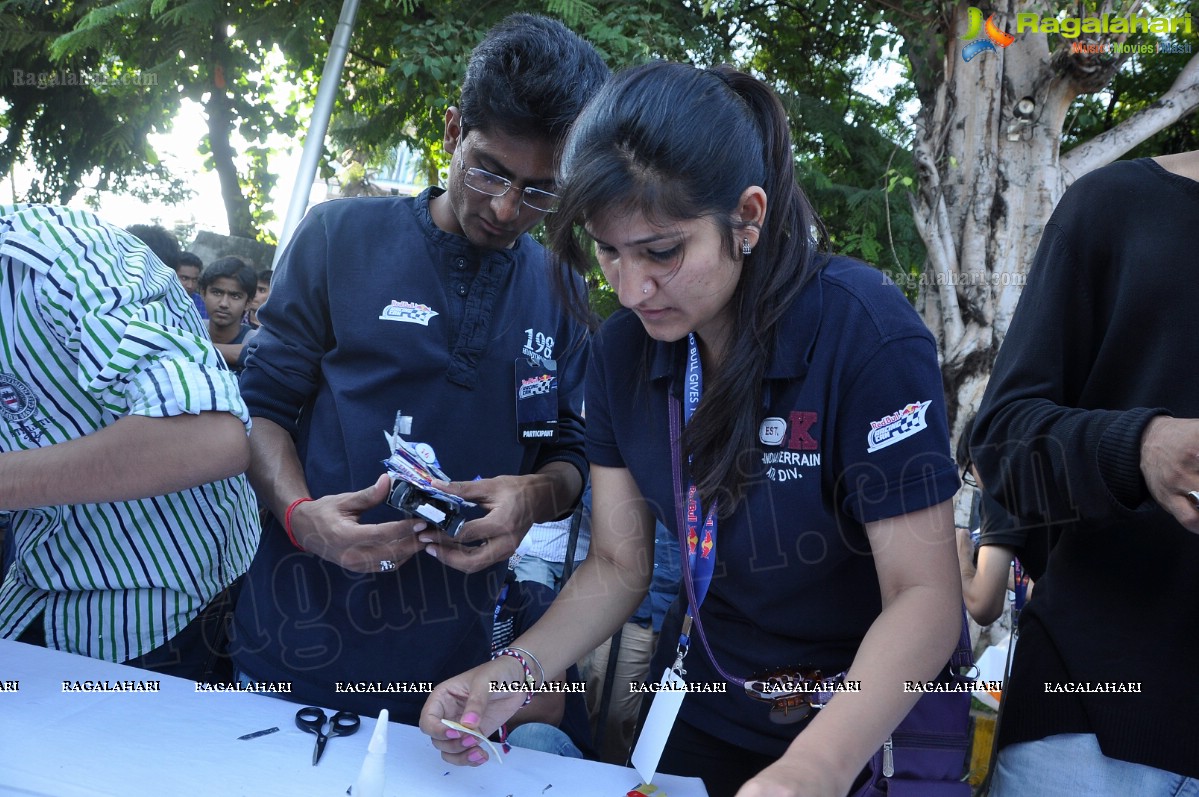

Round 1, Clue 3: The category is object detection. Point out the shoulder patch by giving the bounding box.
[867,400,931,453]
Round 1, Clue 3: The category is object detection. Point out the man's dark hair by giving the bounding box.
[126,224,181,270]
[199,256,257,296]
[256,267,273,284]
[458,14,609,144]
[177,251,203,270]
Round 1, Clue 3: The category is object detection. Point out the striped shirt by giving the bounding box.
[513,512,590,565]
[0,205,259,663]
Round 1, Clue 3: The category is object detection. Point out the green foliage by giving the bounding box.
[29,0,325,239]
[0,0,187,205]
[328,0,714,188]
[17,0,1191,275]
[729,4,927,288]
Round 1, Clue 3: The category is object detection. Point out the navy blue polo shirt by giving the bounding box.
[586,255,959,754]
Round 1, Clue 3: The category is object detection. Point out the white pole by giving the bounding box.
[273,0,361,266]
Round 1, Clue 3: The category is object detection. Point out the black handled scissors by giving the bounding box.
[295,706,360,765]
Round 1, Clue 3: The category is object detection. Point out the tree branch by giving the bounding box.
[909,142,964,347]
[1061,51,1199,182]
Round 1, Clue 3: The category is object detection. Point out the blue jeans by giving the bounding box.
[512,555,566,592]
[506,722,583,759]
[992,733,1199,797]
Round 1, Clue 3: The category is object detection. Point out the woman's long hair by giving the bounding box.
[548,61,828,516]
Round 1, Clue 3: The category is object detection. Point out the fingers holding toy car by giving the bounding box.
[286,474,430,573]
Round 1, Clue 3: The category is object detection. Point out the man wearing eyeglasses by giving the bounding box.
[228,14,608,724]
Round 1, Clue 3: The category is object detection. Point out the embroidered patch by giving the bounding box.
[379,300,438,326]
[0,373,38,423]
[866,401,931,453]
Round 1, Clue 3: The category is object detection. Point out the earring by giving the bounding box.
[643,286,649,294]
[741,238,752,256]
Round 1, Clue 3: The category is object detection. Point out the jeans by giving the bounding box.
[512,555,566,592]
[506,722,583,759]
[992,733,1199,797]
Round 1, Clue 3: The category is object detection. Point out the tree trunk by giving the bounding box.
[900,0,1199,440]
[205,17,255,239]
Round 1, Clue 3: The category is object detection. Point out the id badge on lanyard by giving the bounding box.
[515,356,559,444]
[632,335,714,785]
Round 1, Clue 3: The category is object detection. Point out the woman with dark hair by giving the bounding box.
[422,62,963,797]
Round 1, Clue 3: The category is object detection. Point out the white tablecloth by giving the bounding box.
[0,639,706,797]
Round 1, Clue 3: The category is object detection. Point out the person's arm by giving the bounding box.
[972,172,1171,528]
[0,412,247,510]
[737,501,962,797]
[238,214,427,573]
[501,579,574,730]
[955,530,1016,626]
[0,207,251,511]
[419,463,653,763]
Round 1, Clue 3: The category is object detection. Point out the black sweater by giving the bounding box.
[972,158,1199,778]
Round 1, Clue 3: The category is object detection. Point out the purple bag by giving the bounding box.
[850,614,974,797]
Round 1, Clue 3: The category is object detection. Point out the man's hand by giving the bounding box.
[1140,416,1199,534]
[417,475,541,573]
[288,473,428,573]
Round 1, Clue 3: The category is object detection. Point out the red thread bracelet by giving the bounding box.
[284,497,313,551]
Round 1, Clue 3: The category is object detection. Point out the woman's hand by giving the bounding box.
[418,657,528,766]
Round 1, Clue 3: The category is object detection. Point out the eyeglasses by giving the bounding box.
[457,159,561,213]
[961,464,978,488]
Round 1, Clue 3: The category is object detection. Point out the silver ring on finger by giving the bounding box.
[1187,491,1199,511]
[379,559,397,573]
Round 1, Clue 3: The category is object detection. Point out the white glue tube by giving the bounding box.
[349,708,388,797]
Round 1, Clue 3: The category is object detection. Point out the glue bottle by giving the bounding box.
[350,708,388,797]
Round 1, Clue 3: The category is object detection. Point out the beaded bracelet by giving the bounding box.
[491,647,536,706]
[284,497,313,552]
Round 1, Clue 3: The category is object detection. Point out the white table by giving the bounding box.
[0,640,706,797]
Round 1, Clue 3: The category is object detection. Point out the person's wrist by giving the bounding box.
[492,652,526,684]
[284,497,313,551]
[491,647,537,705]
